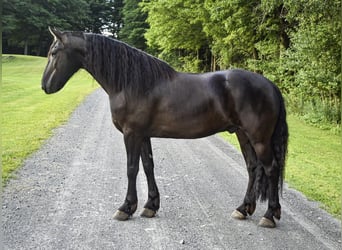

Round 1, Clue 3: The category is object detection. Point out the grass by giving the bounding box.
[220,115,341,217]
[1,55,97,183]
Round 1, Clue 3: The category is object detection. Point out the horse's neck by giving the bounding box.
[87,70,110,96]
[82,34,176,97]
[82,42,114,95]
[83,65,112,95]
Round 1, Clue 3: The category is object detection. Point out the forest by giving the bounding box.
[3,0,341,127]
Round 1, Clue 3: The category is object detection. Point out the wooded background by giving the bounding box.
[3,0,341,127]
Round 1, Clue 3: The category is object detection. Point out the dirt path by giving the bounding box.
[2,89,341,250]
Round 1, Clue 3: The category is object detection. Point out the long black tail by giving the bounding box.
[272,86,289,194]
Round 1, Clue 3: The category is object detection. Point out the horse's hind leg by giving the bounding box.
[253,142,281,228]
[231,130,257,220]
[140,138,160,218]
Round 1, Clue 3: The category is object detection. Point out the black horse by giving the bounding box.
[42,28,288,228]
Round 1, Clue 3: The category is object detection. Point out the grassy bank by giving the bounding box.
[221,115,341,217]
[2,55,97,183]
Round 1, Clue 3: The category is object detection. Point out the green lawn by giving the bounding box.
[2,55,97,183]
[221,116,341,217]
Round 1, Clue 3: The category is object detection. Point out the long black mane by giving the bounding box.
[84,33,176,95]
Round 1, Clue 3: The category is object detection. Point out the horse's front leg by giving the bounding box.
[114,132,142,221]
[140,138,160,218]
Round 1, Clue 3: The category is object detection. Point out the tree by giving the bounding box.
[2,0,120,55]
[248,1,291,81]
[109,0,124,38]
[143,0,210,71]
[280,0,341,123]
[87,0,112,33]
[203,0,291,73]
[3,0,54,55]
[119,0,148,50]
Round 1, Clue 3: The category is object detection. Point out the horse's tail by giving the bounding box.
[254,85,288,202]
[272,86,289,194]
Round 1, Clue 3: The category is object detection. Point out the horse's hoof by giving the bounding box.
[258,217,276,228]
[140,208,157,218]
[231,210,246,220]
[113,210,130,221]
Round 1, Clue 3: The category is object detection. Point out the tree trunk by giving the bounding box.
[24,40,28,55]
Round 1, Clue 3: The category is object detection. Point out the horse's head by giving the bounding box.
[41,27,86,94]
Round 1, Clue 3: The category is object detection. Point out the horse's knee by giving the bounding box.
[127,166,139,179]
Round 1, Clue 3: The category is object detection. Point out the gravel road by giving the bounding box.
[2,89,341,250]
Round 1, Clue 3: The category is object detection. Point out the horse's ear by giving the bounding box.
[48,27,86,52]
[49,27,63,41]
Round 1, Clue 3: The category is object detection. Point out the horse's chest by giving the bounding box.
[109,94,152,133]
[109,94,128,129]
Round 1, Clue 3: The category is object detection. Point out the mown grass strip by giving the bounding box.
[2,55,97,183]
[220,115,341,217]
